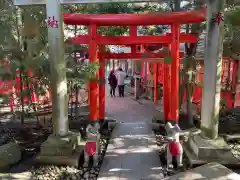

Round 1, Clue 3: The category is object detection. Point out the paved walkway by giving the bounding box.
[98,122,163,180]
[105,84,159,123]
[99,86,163,180]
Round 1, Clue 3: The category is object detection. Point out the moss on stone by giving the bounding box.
[0,142,21,171]
[201,126,218,140]
[40,132,81,156]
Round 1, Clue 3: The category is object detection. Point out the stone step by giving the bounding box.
[163,162,240,180]
[0,172,32,180]
[223,134,240,141]
[183,134,240,167]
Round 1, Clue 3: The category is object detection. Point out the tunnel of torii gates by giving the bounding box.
[63,9,206,123]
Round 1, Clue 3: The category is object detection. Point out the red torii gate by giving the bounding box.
[63,9,206,123]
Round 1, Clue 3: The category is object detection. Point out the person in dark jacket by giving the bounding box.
[108,70,117,97]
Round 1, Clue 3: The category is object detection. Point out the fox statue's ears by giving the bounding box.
[86,124,92,133]
[165,122,181,133]
[174,124,180,132]
[94,122,100,130]
[165,122,173,131]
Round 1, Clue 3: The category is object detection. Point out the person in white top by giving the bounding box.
[116,68,126,97]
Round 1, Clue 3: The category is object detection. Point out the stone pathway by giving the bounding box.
[98,85,163,179]
[98,122,163,180]
[105,84,158,123]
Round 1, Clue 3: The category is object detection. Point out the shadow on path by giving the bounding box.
[98,122,163,180]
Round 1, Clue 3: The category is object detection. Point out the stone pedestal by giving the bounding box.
[36,131,84,167]
[163,162,240,180]
[0,142,21,171]
[183,132,239,167]
[189,133,231,159]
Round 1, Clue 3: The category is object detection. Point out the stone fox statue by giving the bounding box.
[165,122,183,169]
[83,122,100,167]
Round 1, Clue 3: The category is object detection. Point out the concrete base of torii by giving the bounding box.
[35,131,84,168]
[183,131,240,167]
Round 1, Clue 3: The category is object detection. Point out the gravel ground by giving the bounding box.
[228,141,240,160]
[30,133,111,180]
[0,117,113,180]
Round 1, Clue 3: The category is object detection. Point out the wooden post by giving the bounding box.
[99,45,105,121]
[89,24,98,121]
[170,23,180,123]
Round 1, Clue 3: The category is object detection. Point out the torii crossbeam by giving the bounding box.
[71,33,198,45]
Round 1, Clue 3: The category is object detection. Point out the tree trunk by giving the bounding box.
[226,59,231,90]
[70,81,73,117]
[19,70,25,124]
[174,0,181,11]
[16,7,25,124]
[75,87,79,117]
[201,0,225,140]
[179,24,189,110]
[179,0,204,125]
[125,60,128,73]
[185,57,194,126]
[113,60,115,70]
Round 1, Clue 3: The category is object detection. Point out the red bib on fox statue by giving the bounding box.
[165,122,183,169]
[83,123,100,168]
[168,142,181,156]
[85,141,97,156]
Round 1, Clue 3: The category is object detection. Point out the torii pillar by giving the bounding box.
[169,23,180,124]
[154,63,158,104]
[98,45,105,121]
[163,52,170,120]
[89,24,98,121]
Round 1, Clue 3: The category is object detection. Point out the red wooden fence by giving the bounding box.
[154,59,238,113]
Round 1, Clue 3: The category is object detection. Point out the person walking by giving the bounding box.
[108,70,117,97]
[116,67,126,97]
